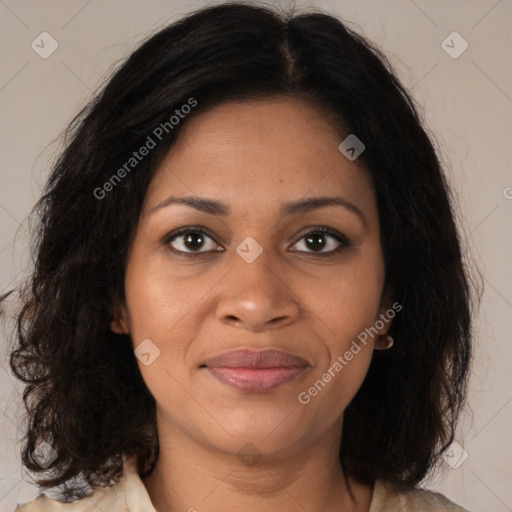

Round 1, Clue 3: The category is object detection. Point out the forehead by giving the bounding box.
[143,96,376,219]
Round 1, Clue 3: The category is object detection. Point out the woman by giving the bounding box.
[5,2,478,511]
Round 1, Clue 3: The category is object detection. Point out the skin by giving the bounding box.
[111,96,394,512]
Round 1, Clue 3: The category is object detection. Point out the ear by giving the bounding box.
[110,298,129,335]
[376,281,395,335]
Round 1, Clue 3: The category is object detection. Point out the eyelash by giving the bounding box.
[162,225,350,257]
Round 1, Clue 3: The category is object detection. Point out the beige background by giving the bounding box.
[1,0,511,510]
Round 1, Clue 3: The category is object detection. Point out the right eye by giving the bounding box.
[163,227,223,255]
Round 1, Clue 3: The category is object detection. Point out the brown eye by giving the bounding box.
[164,227,221,254]
[291,227,349,255]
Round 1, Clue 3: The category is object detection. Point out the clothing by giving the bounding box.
[14,460,471,511]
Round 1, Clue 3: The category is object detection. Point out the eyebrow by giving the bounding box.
[149,195,368,229]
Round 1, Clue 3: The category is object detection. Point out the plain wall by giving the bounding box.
[1,1,511,510]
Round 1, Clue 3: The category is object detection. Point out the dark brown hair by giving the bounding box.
[3,1,480,500]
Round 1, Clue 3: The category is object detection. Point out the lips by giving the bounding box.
[201,348,309,393]
[202,348,309,369]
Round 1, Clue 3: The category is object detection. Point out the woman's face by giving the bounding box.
[113,96,392,460]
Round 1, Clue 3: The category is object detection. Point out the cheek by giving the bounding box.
[312,256,384,342]
[295,344,373,436]
[122,252,212,396]
[123,250,201,339]
[298,335,374,423]
[302,252,383,400]
[122,258,192,402]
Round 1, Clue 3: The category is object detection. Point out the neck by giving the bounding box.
[142,418,373,512]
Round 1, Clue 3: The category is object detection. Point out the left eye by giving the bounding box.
[164,226,349,255]
[290,227,349,255]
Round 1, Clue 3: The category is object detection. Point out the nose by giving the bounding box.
[215,247,302,332]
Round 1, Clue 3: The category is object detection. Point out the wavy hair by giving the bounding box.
[3,1,480,500]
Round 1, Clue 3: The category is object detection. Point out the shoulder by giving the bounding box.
[14,460,156,512]
[370,479,472,512]
[13,483,124,512]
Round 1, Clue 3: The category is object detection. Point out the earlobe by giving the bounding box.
[374,334,394,350]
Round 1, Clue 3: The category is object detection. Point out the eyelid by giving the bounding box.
[294,225,349,244]
[162,225,219,245]
[162,225,223,256]
[290,225,350,255]
[163,225,350,255]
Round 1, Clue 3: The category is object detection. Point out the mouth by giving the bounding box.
[200,348,309,393]
[203,366,308,392]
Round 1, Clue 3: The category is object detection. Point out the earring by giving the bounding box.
[374,335,394,350]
